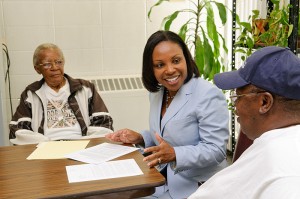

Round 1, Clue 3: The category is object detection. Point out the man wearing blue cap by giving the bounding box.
[189,46,300,199]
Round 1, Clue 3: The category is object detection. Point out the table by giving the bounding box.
[0,138,165,198]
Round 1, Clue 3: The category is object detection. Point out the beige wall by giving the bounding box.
[0,0,193,145]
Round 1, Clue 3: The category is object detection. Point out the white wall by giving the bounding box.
[0,1,9,145]
[0,0,229,146]
[0,0,191,146]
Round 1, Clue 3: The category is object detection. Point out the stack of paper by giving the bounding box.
[26,141,143,183]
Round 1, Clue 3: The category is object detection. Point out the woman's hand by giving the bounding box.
[105,128,144,144]
[143,132,176,167]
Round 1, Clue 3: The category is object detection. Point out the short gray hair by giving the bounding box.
[33,43,64,66]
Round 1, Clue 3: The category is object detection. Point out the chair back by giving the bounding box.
[232,131,253,163]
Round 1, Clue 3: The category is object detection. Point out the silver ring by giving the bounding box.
[158,158,161,164]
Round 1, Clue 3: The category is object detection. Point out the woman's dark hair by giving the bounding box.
[142,30,200,92]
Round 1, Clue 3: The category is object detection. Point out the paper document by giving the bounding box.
[65,142,139,164]
[66,159,143,183]
[27,140,90,160]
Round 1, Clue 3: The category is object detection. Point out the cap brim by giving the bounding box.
[214,70,249,90]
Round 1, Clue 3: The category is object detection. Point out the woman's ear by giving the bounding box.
[34,66,41,74]
[259,92,273,114]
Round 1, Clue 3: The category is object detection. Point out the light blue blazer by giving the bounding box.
[141,77,229,199]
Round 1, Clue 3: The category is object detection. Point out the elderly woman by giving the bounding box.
[9,43,113,145]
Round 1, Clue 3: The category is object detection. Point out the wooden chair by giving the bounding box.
[232,130,253,163]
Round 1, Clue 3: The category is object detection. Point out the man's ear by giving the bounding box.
[34,66,41,74]
[259,92,273,114]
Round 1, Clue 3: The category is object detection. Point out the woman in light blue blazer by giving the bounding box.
[106,30,229,199]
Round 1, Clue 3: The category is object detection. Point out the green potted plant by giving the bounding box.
[148,0,229,80]
[234,0,293,60]
[256,0,292,47]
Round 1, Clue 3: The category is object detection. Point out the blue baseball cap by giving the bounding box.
[214,46,300,100]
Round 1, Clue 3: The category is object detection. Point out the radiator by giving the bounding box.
[89,75,149,132]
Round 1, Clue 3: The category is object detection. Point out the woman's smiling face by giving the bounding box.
[152,41,187,95]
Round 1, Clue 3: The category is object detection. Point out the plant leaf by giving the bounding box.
[194,36,204,76]
[210,60,220,79]
[206,3,215,40]
[178,22,188,42]
[246,37,254,48]
[252,10,260,19]
[206,4,220,57]
[215,2,227,25]
[147,0,169,21]
[219,33,228,53]
[163,11,180,30]
[287,24,293,37]
[202,28,215,80]
[234,48,247,54]
[239,22,252,31]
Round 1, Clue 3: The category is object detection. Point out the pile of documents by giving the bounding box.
[27,141,143,183]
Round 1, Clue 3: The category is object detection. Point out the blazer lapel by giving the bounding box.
[151,89,164,135]
[161,78,195,133]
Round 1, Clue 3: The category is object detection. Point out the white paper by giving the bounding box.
[66,159,143,183]
[64,142,139,164]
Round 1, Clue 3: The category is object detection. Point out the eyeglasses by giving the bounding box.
[229,90,267,106]
[38,60,64,69]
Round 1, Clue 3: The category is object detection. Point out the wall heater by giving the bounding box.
[89,75,150,132]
